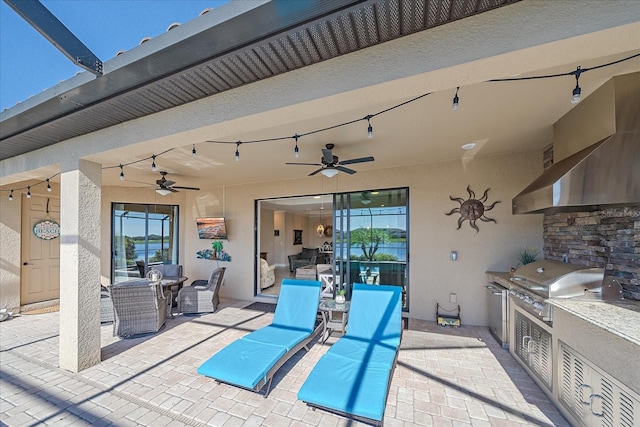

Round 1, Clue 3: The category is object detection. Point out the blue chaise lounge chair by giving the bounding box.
[197,279,323,396]
[298,283,402,426]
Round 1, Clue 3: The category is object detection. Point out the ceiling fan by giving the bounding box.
[286,143,374,177]
[155,171,200,195]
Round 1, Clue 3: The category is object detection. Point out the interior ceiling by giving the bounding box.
[1,2,639,194]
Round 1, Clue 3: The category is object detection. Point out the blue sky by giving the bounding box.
[1,0,229,111]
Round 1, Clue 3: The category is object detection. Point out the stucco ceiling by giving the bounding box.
[90,32,639,191]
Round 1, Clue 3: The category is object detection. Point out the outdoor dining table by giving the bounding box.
[111,277,187,316]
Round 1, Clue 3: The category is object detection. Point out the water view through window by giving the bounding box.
[111,203,179,283]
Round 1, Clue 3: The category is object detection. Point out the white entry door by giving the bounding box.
[21,195,61,305]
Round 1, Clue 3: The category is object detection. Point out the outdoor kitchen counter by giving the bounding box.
[549,298,640,347]
[486,271,640,347]
[486,271,511,288]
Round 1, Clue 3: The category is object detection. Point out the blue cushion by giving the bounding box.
[327,336,397,369]
[346,284,402,345]
[272,279,321,331]
[197,279,322,391]
[198,339,286,389]
[244,325,313,350]
[297,353,392,422]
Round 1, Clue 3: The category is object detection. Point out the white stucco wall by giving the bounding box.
[0,189,24,312]
[151,149,543,326]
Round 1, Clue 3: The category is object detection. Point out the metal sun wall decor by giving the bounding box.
[446,185,500,232]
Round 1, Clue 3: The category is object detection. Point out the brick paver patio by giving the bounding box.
[0,299,569,426]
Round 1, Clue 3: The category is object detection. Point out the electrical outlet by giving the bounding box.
[449,293,457,303]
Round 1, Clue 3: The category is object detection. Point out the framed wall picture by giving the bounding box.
[293,229,302,245]
[274,229,280,237]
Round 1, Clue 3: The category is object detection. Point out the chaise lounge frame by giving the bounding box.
[298,283,403,426]
[197,279,324,397]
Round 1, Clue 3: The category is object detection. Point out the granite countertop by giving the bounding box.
[486,271,640,347]
[548,298,640,347]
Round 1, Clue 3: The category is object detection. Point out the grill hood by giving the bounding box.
[513,72,640,214]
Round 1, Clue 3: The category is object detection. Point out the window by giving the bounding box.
[111,203,179,283]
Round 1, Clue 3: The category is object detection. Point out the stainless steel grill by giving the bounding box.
[508,260,604,324]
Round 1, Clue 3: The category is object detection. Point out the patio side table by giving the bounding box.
[318,299,350,343]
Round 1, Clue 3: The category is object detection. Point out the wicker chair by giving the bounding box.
[100,286,114,323]
[109,280,172,337]
[177,267,226,314]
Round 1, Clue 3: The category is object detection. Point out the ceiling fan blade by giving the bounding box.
[339,156,375,165]
[336,166,357,174]
[322,148,334,164]
[286,162,323,166]
[164,180,176,187]
[308,168,323,176]
[172,186,200,191]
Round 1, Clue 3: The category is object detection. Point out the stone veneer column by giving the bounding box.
[59,159,101,372]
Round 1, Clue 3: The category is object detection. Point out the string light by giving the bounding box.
[26,186,31,198]
[294,134,300,157]
[119,164,125,180]
[571,66,582,104]
[452,87,460,111]
[151,155,157,172]
[366,115,373,139]
[8,190,13,201]
[192,144,197,157]
[235,142,241,161]
[46,179,52,192]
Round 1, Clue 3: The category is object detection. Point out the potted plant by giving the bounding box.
[335,288,346,304]
[518,246,539,265]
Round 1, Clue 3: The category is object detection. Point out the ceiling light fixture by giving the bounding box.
[9,190,13,201]
[235,142,241,161]
[46,179,52,192]
[119,165,124,180]
[294,134,300,157]
[571,66,582,104]
[452,87,460,111]
[462,143,476,150]
[320,168,339,178]
[151,155,157,172]
[192,144,197,157]
[156,188,172,196]
[366,115,373,139]
[26,186,31,198]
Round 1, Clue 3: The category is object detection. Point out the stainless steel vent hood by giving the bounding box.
[513,72,640,214]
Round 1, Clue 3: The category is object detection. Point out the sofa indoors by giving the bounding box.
[288,248,319,272]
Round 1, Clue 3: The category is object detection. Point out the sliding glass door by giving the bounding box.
[112,203,179,283]
[334,188,408,310]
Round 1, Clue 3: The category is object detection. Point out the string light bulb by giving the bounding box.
[571,66,582,104]
[452,87,460,111]
[46,179,52,192]
[151,155,157,172]
[119,165,125,180]
[294,134,300,157]
[8,190,13,201]
[26,186,31,198]
[366,115,373,139]
[192,144,197,157]
[235,142,241,161]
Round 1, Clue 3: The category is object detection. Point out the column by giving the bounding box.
[59,159,101,372]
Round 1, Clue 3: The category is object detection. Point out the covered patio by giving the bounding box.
[0,302,569,426]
